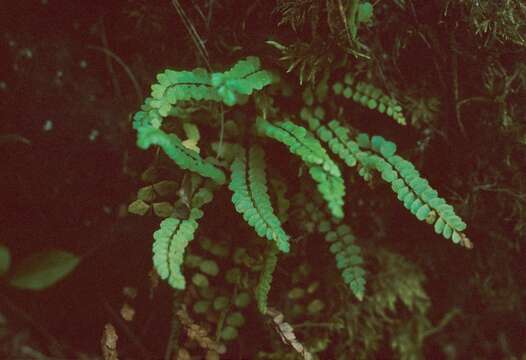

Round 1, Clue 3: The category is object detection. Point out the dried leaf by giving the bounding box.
[120,303,135,322]
[101,323,118,360]
[266,307,313,360]
[175,306,226,354]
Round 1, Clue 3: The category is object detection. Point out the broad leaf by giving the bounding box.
[8,250,79,290]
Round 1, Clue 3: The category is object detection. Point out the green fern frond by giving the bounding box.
[152,184,214,290]
[256,243,279,314]
[137,127,226,185]
[319,220,366,301]
[229,145,291,253]
[132,56,274,129]
[300,107,359,168]
[357,134,472,248]
[332,73,406,125]
[153,216,199,289]
[269,177,290,223]
[256,117,345,218]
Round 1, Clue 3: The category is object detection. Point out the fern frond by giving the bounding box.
[294,189,366,300]
[152,184,214,289]
[256,117,345,218]
[212,56,275,106]
[229,145,290,253]
[300,107,359,168]
[137,127,226,185]
[133,56,274,130]
[323,223,366,301]
[256,243,279,314]
[332,73,406,125]
[357,134,472,248]
[150,67,216,118]
[153,216,199,289]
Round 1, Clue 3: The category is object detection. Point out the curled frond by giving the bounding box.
[256,117,345,218]
[229,146,291,252]
[137,127,226,185]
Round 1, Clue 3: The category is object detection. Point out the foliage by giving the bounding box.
[121,0,526,358]
[4,0,525,358]
[229,146,290,252]
[0,245,79,291]
[129,48,472,356]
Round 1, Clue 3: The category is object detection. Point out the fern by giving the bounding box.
[153,216,199,289]
[256,243,279,314]
[298,108,471,248]
[133,56,274,130]
[229,145,290,253]
[293,190,366,300]
[299,106,359,168]
[152,185,214,289]
[332,73,406,125]
[211,56,275,106]
[256,117,345,219]
[324,224,366,300]
[356,134,472,248]
[137,127,226,185]
[130,54,475,353]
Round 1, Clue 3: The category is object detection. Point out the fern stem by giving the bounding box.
[164,292,182,360]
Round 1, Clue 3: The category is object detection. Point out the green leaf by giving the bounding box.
[199,260,219,276]
[0,244,10,276]
[234,292,251,308]
[193,300,211,314]
[288,287,306,300]
[380,141,397,157]
[307,299,325,314]
[226,312,245,327]
[358,2,374,23]
[8,250,79,290]
[191,273,209,288]
[221,326,239,341]
[128,199,151,216]
[213,296,230,311]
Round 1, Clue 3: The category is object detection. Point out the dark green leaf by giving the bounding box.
[9,250,79,290]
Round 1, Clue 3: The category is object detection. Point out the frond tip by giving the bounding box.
[357,134,473,248]
[256,244,279,314]
[332,73,406,125]
[324,224,366,300]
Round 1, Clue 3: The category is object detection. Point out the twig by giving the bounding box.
[171,0,212,71]
[450,32,467,138]
[164,292,181,360]
[99,17,121,98]
[87,45,143,106]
